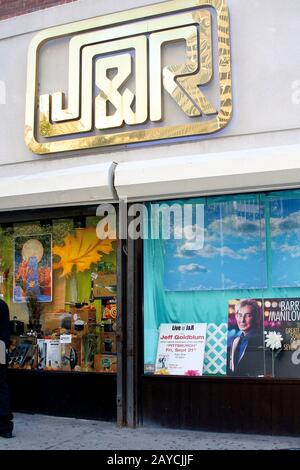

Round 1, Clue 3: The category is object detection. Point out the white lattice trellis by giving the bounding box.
[203,323,227,375]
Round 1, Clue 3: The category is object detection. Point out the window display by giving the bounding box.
[0,213,117,373]
[143,191,300,379]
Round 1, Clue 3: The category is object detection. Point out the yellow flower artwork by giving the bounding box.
[53,227,113,277]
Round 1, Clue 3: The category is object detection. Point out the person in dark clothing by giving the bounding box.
[228,299,264,377]
[0,299,13,438]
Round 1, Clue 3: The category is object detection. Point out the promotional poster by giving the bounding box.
[263,298,300,378]
[227,299,265,377]
[228,298,300,378]
[155,323,207,376]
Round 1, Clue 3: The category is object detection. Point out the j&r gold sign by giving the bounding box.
[25,0,232,154]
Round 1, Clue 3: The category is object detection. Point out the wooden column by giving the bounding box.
[116,233,127,426]
[116,203,143,427]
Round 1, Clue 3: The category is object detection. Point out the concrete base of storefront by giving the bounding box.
[0,413,300,450]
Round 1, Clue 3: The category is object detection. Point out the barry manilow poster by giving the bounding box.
[228,298,300,378]
[227,299,265,377]
[263,298,300,378]
[13,234,52,303]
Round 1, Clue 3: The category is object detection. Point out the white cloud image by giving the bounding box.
[178,263,208,274]
[176,242,260,260]
[208,215,262,238]
[271,211,300,237]
[239,246,258,256]
[173,224,205,243]
[275,243,300,258]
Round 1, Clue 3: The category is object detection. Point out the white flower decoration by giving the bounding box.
[265,331,283,350]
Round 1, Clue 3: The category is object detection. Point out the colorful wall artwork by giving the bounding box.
[13,234,52,302]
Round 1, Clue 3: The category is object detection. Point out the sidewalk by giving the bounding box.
[0,413,300,450]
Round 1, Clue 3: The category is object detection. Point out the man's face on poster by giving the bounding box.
[235,305,255,334]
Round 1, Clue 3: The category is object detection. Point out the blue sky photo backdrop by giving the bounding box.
[164,196,267,291]
[270,197,300,287]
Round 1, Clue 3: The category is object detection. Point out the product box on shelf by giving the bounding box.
[8,336,37,369]
[93,273,116,298]
[43,311,72,335]
[100,332,117,354]
[94,353,117,373]
[102,299,117,320]
[37,338,46,369]
[71,306,96,335]
[60,336,84,371]
[44,339,61,370]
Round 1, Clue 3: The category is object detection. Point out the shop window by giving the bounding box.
[143,191,300,379]
[0,213,117,373]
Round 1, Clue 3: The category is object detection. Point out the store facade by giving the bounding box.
[1,0,300,434]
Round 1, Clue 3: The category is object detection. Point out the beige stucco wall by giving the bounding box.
[0,0,300,203]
